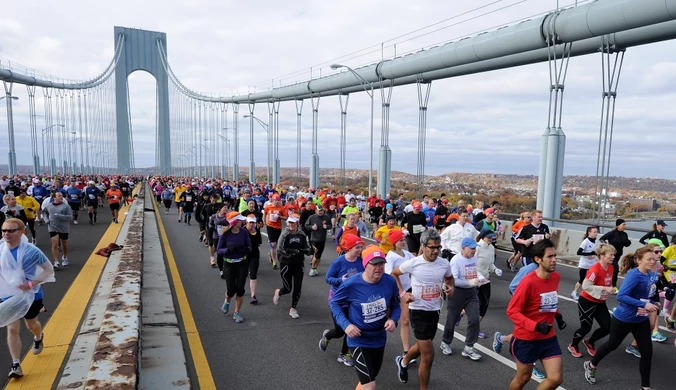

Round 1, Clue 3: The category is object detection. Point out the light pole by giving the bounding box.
[1,92,20,175]
[243,114,270,184]
[41,124,64,175]
[330,64,374,197]
[216,133,231,180]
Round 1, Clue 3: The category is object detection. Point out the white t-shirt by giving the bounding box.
[385,249,414,291]
[398,255,452,311]
[578,238,598,269]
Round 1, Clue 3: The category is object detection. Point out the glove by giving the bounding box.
[535,322,552,335]
[468,278,479,287]
[302,248,313,256]
[555,313,567,330]
[287,248,301,256]
[494,268,502,277]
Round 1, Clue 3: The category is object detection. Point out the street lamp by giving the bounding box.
[243,114,270,183]
[1,94,20,175]
[330,64,374,197]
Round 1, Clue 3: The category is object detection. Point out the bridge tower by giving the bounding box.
[114,27,171,174]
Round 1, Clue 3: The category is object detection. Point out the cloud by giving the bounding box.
[0,0,674,180]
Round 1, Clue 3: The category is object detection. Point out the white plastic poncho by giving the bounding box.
[0,235,55,327]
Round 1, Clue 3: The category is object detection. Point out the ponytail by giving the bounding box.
[620,253,637,276]
[652,223,658,231]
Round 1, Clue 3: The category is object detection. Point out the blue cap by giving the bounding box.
[461,237,478,249]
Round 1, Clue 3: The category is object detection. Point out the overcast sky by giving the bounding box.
[1,0,675,179]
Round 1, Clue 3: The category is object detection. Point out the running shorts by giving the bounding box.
[68,202,80,211]
[87,201,98,209]
[198,221,207,231]
[267,226,282,243]
[578,268,589,285]
[24,299,44,320]
[326,212,337,220]
[49,232,69,240]
[163,199,172,209]
[510,336,562,365]
[409,309,439,341]
[312,241,326,260]
[109,203,120,211]
[351,346,385,385]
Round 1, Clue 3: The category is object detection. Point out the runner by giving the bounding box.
[320,234,365,366]
[273,214,312,318]
[374,216,401,254]
[27,179,49,226]
[400,201,428,255]
[0,218,55,379]
[42,192,72,269]
[174,182,187,222]
[179,185,197,226]
[583,246,657,390]
[335,213,361,254]
[263,194,288,270]
[65,180,82,225]
[599,218,632,292]
[507,212,531,272]
[384,229,416,360]
[245,214,262,304]
[216,211,251,323]
[506,239,564,390]
[84,181,102,225]
[639,220,669,247]
[567,243,615,358]
[571,226,598,301]
[195,191,212,243]
[16,189,40,244]
[476,228,502,338]
[440,207,476,260]
[209,204,229,271]
[440,237,482,360]
[391,229,454,389]
[105,184,123,224]
[305,205,332,277]
[515,210,550,266]
[329,245,401,390]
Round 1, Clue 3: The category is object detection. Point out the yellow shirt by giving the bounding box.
[174,185,186,202]
[662,245,676,284]
[16,196,40,220]
[375,225,401,254]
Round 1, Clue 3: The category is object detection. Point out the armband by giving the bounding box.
[28,281,34,289]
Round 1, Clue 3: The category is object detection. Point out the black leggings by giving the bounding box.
[572,296,611,348]
[26,219,36,240]
[326,306,349,354]
[279,263,304,308]
[352,346,385,385]
[223,259,249,298]
[248,250,260,280]
[478,282,491,318]
[591,317,652,388]
[405,235,421,255]
[612,256,620,287]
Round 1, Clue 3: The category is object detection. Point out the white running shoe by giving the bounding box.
[440,342,453,355]
[61,257,69,266]
[53,261,61,270]
[289,308,300,319]
[73,220,78,225]
[462,346,482,361]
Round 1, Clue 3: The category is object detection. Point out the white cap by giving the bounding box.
[88,180,95,184]
[287,215,300,223]
[246,215,257,223]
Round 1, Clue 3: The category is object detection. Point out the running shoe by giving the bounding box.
[440,341,453,356]
[338,353,354,367]
[198,235,203,242]
[493,332,504,354]
[210,259,216,267]
[221,301,230,315]
[478,331,487,339]
[571,291,579,300]
[273,290,280,305]
[233,312,244,323]
[651,331,667,342]
[319,329,330,352]
[62,257,69,266]
[32,333,44,355]
[461,346,482,361]
[250,296,258,305]
[666,315,675,331]
[73,220,78,225]
[583,338,596,357]
[31,238,36,245]
[532,365,545,379]
[309,268,319,277]
[583,361,596,384]
[394,355,408,383]
[455,314,463,327]
[567,344,583,358]
[625,344,641,358]
[7,363,22,379]
[289,308,300,319]
[510,263,517,273]
[273,261,278,270]
[53,261,60,270]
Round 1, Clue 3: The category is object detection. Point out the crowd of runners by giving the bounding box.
[145,176,674,390]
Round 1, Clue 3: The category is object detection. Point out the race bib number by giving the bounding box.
[412,224,425,234]
[464,264,478,280]
[637,299,650,317]
[669,273,676,284]
[361,298,387,324]
[88,194,95,200]
[532,234,545,243]
[269,213,279,222]
[218,226,227,236]
[421,282,441,301]
[112,195,117,200]
[71,194,78,200]
[539,291,558,312]
[186,196,192,202]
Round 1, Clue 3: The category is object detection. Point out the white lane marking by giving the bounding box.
[436,323,566,390]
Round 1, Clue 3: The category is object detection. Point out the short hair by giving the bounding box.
[532,210,543,215]
[456,207,467,215]
[420,229,441,247]
[3,218,25,231]
[596,243,616,257]
[532,239,555,262]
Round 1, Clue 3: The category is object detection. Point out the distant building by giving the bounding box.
[628,198,657,211]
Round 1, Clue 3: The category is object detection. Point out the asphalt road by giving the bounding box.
[0,206,118,387]
[158,211,676,390]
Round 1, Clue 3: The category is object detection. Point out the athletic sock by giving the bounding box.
[12,359,20,365]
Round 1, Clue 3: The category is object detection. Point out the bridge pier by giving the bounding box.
[377,80,393,199]
[309,95,320,189]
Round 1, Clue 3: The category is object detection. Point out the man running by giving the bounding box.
[65,180,83,225]
[84,181,102,225]
[42,192,72,269]
[305,205,332,276]
[506,239,564,390]
[330,245,401,390]
[105,184,123,224]
[391,229,454,390]
[515,210,550,266]
[1,218,56,379]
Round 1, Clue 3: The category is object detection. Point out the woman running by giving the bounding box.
[476,228,502,339]
[319,234,365,366]
[507,212,530,272]
[217,212,251,323]
[660,236,676,334]
[639,220,669,248]
[583,246,657,390]
[567,243,615,358]
[384,229,415,359]
[571,226,598,300]
[274,214,312,318]
[245,214,262,304]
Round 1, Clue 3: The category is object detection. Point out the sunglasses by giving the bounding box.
[1,229,19,233]
[425,245,442,251]
[654,250,663,254]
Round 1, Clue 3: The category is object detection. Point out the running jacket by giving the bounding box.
[277,229,311,265]
[613,268,656,323]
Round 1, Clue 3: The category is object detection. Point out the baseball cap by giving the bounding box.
[388,229,405,244]
[386,203,393,210]
[342,234,364,251]
[88,180,95,185]
[287,214,300,223]
[657,220,668,227]
[361,245,387,268]
[271,194,281,201]
[461,237,478,249]
[412,202,422,210]
[648,238,666,249]
[478,228,495,240]
[246,215,257,223]
[484,208,494,215]
[226,211,246,224]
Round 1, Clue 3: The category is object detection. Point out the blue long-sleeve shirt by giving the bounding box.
[509,263,538,294]
[330,273,401,348]
[613,268,656,323]
[216,228,252,261]
[325,255,364,304]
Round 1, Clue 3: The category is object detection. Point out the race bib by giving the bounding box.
[71,194,78,200]
[532,234,545,243]
[186,196,192,202]
[669,273,676,284]
[412,224,425,234]
[539,291,558,312]
[464,264,478,280]
[269,213,279,222]
[218,225,227,236]
[361,298,387,323]
[421,282,441,301]
[637,298,650,317]
[88,194,95,199]
[112,195,117,200]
